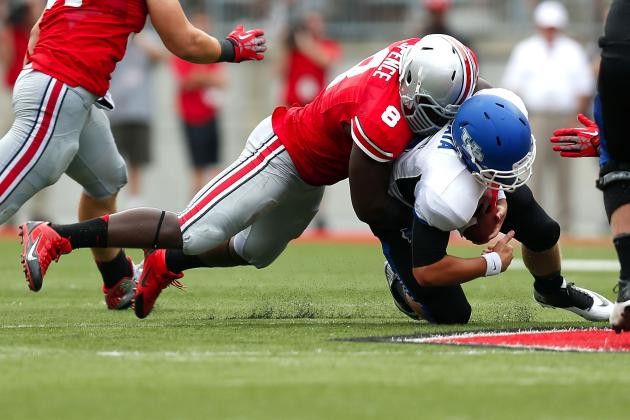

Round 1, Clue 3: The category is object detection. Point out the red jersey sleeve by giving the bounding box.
[349,45,414,163]
[351,116,393,162]
[351,110,411,163]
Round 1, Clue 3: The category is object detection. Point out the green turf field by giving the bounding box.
[0,238,627,419]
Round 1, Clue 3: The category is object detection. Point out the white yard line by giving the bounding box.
[511,258,619,272]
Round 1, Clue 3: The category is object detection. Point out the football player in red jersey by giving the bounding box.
[19,34,482,319]
[2,0,266,309]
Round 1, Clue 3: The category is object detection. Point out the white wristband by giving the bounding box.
[482,252,502,276]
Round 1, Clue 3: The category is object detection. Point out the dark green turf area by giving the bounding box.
[0,238,627,419]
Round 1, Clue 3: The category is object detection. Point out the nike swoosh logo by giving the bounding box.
[580,131,598,137]
[27,235,41,262]
[593,292,610,307]
[237,34,250,40]
[582,288,611,307]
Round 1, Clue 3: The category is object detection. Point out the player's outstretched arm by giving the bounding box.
[148,0,266,63]
[412,217,515,286]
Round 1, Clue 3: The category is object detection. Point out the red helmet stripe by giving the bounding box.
[448,37,478,105]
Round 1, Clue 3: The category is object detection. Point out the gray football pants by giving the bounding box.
[0,70,127,224]
[178,117,324,268]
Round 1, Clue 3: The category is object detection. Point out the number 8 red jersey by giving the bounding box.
[271,39,419,186]
[30,0,148,97]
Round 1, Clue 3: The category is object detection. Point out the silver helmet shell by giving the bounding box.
[399,34,479,136]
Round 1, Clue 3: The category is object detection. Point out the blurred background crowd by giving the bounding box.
[0,0,612,236]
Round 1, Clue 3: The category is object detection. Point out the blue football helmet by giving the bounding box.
[452,92,536,191]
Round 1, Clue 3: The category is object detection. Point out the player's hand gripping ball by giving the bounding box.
[462,189,503,245]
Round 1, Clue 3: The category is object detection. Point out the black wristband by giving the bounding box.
[218,38,236,62]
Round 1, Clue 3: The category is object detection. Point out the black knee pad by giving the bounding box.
[598,162,630,220]
[517,215,560,253]
[602,180,630,221]
[502,186,560,252]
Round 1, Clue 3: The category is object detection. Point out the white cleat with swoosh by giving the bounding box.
[534,280,612,322]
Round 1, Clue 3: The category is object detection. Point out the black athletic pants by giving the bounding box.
[599,0,630,164]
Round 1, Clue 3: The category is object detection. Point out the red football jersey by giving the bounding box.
[30,0,147,97]
[272,39,418,186]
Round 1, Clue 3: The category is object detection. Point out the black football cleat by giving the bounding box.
[534,281,612,322]
[384,261,423,321]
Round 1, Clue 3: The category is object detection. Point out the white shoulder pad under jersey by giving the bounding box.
[389,124,486,232]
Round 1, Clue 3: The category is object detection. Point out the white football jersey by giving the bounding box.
[389,124,486,232]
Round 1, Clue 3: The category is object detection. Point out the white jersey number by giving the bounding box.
[47,0,82,9]
[381,105,401,128]
[326,48,389,90]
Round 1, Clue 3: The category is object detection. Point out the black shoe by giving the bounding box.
[384,262,423,321]
[534,281,612,321]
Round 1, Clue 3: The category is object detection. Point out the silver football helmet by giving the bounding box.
[399,34,479,136]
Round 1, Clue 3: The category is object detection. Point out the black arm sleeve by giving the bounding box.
[411,216,450,267]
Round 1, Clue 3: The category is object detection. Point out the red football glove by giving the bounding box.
[550,113,600,158]
[226,25,267,62]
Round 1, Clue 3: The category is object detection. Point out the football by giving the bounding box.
[462,189,499,245]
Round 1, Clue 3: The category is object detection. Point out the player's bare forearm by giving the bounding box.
[148,0,221,63]
[181,30,223,63]
[348,144,412,230]
[149,0,265,63]
[413,231,515,286]
[412,255,487,286]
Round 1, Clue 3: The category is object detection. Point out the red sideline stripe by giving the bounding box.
[179,138,283,226]
[0,80,63,197]
[422,329,630,352]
